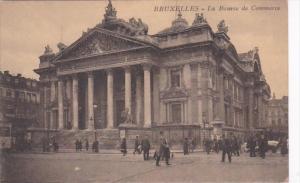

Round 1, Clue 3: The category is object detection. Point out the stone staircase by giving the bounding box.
[54,129,120,150]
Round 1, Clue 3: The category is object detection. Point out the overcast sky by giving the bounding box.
[0,0,287,98]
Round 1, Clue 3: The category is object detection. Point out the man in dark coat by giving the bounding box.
[248,135,256,157]
[259,134,268,159]
[183,138,189,155]
[156,137,170,166]
[92,140,99,153]
[204,138,211,154]
[85,139,89,151]
[232,136,240,156]
[221,134,232,163]
[120,138,127,156]
[141,136,151,160]
[75,139,79,152]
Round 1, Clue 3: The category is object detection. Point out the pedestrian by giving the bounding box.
[183,138,189,155]
[259,134,268,159]
[221,134,232,163]
[204,138,211,154]
[93,140,99,153]
[280,136,288,156]
[85,139,89,151]
[248,135,256,157]
[120,137,127,156]
[133,136,140,154]
[141,136,150,160]
[232,135,240,156]
[75,139,79,152]
[156,134,170,166]
[164,139,171,166]
[191,138,196,153]
[213,136,219,153]
[79,140,82,151]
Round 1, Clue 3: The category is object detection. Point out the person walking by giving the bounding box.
[75,139,79,152]
[221,134,232,163]
[141,136,150,160]
[156,135,170,166]
[280,136,288,156]
[120,137,127,156]
[259,134,268,159]
[133,136,140,154]
[191,138,196,153]
[248,135,256,157]
[204,138,211,154]
[183,138,189,155]
[79,140,82,151]
[232,135,240,156]
[85,139,89,151]
[92,140,99,153]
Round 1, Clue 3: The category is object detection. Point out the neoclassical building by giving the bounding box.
[33,1,270,147]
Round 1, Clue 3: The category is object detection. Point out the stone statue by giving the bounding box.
[138,18,148,35]
[44,45,53,55]
[104,0,117,21]
[192,13,207,25]
[57,42,67,52]
[121,108,132,124]
[217,20,228,33]
[129,17,139,27]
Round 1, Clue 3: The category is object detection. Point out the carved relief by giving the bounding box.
[61,32,143,60]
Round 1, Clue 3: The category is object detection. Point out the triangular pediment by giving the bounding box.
[57,28,149,61]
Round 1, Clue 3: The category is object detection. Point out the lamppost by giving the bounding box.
[93,103,98,141]
[203,112,208,140]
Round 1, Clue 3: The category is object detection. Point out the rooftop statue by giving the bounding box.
[103,0,117,22]
[57,42,67,52]
[217,20,228,33]
[192,13,207,26]
[43,45,53,55]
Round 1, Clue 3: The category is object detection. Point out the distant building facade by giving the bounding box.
[33,1,271,147]
[267,94,288,133]
[0,70,41,148]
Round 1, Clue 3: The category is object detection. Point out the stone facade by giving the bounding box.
[266,94,288,133]
[33,1,271,147]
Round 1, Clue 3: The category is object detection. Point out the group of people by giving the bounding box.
[120,135,151,161]
[120,134,171,166]
[75,139,99,153]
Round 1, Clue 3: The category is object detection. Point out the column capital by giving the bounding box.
[142,63,152,71]
[106,68,114,75]
[71,73,78,79]
[87,71,94,77]
[123,65,132,72]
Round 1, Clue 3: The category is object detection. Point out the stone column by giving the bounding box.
[218,69,225,121]
[248,86,254,129]
[87,72,94,130]
[143,64,152,127]
[72,75,79,130]
[50,81,56,102]
[58,79,64,129]
[66,79,72,99]
[107,69,114,128]
[135,72,142,125]
[124,66,132,114]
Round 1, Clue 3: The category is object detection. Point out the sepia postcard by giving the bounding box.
[0,0,293,183]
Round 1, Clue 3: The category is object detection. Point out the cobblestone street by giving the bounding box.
[1,151,288,183]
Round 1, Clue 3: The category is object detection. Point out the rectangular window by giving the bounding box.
[170,70,181,87]
[171,103,182,123]
[32,94,37,103]
[6,89,12,97]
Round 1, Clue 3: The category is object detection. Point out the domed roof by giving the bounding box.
[158,11,189,34]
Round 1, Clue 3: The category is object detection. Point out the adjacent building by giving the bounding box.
[0,70,41,149]
[33,1,271,148]
[267,94,288,134]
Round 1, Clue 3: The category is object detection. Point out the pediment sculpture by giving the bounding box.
[192,13,207,26]
[217,20,228,33]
